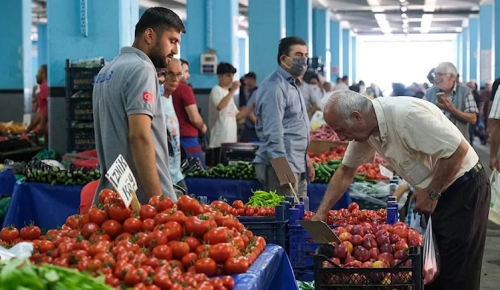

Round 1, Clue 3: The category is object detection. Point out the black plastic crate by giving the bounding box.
[68,101,93,122]
[314,247,423,290]
[294,267,314,282]
[65,59,104,91]
[67,130,95,152]
[237,216,288,250]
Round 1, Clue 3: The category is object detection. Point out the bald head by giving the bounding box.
[164,58,182,95]
[323,90,376,142]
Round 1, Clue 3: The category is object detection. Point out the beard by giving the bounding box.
[148,41,171,69]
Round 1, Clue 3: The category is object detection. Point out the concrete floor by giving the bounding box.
[469,141,500,290]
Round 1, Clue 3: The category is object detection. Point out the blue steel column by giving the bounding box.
[456,32,462,74]
[479,4,493,86]
[186,0,238,88]
[462,27,469,81]
[351,36,357,83]
[248,0,286,83]
[313,9,330,81]
[469,17,479,83]
[46,0,139,154]
[286,0,313,53]
[37,24,48,67]
[495,0,500,79]
[342,29,351,82]
[330,21,342,81]
[0,0,31,122]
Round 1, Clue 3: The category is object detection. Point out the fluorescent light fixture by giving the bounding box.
[402,18,409,24]
[401,13,407,18]
[423,0,436,12]
[367,0,380,5]
[455,27,463,32]
[399,0,406,3]
[420,13,433,34]
[400,6,407,12]
[374,13,387,22]
[402,23,408,28]
[374,14,392,34]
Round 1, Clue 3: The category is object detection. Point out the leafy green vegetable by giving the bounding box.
[0,259,111,290]
[246,190,285,207]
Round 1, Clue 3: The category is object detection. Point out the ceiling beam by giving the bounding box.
[334,8,478,16]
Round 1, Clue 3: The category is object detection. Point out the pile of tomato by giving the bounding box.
[229,200,275,217]
[357,163,389,180]
[307,146,346,164]
[302,202,388,226]
[0,190,269,290]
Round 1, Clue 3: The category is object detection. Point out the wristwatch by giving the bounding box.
[426,187,441,200]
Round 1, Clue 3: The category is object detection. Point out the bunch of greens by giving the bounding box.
[246,190,285,207]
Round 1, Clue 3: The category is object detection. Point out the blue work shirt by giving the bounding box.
[254,66,310,173]
[244,92,257,129]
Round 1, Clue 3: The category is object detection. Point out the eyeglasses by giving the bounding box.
[166,72,184,79]
[434,72,451,78]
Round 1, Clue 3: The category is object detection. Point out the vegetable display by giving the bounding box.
[23,160,100,185]
[310,125,341,141]
[0,259,111,289]
[245,190,284,207]
[307,146,346,164]
[187,162,256,180]
[0,191,268,289]
[357,163,389,180]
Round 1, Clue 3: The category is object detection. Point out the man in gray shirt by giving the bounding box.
[92,8,185,204]
[254,37,315,197]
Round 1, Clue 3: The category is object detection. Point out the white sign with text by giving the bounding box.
[105,155,137,208]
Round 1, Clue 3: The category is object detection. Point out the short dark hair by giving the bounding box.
[180,58,189,66]
[244,72,256,80]
[342,75,348,82]
[40,64,47,74]
[309,74,320,83]
[277,36,307,64]
[217,62,237,75]
[135,7,186,38]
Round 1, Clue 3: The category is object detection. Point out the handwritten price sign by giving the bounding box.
[105,154,137,208]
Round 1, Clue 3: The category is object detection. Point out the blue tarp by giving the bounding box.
[234,244,298,290]
[0,169,16,197]
[185,177,351,211]
[3,181,82,230]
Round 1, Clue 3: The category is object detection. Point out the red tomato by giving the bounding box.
[141,218,156,232]
[101,220,122,239]
[65,215,80,229]
[98,189,117,204]
[89,241,111,257]
[153,273,173,289]
[169,241,190,259]
[165,210,187,226]
[108,203,132,222]
[211,200,231,214]
[153,212,170,225]
[209,243,237,263]
[19,224,41,240]
[203,227,231,245]
[38,240,55,253]
[181,252,198,268]
[156,196,174,212]
[163,221,183,241]
[77,214,90,229]
[184,236,201,252]
[177,195,201,215]
[232,200,244,210]
[88,207,108,225]
[146,231,168,248]
[0,226,19,242]
[89,231,111,243]
[80,222,99,239]
[185,215,212,238]
[225,256,249,275]
[140,205,158,220]
[195,258,217,276]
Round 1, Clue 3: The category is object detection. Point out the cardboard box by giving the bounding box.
[308,140,348,155]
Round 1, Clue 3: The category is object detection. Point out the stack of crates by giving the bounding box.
[65,59,104,153]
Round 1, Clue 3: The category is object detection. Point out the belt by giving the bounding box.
[453,162,483,186]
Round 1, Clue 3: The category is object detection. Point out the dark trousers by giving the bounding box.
[426,168,490,290]
[239,125,259,143]
[205,148,221,167]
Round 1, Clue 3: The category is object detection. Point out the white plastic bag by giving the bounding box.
[423,217,440,284]
[488,170,500,227]
[0,242,33,261]
[310,111,325,130]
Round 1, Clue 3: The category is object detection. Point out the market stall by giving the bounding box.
[0,168,15,197]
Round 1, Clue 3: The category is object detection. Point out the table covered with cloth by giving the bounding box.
[234,244,297,290]
[184,177,351,211]
[3,181,82,230]
[0,169,16,197]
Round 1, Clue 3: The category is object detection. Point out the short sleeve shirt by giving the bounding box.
[92,46,175,204]
[342,97,479,190]
[489,89,500,119]
[161,95,184,184]
[172,82,199,137]
[208,85,239,148]
[37,80,48,116]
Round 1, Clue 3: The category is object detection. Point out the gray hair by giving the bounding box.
[437,62,457,76]
[325,90,371,122]
[168,57,181,66]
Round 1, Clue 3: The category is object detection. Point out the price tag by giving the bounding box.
[379,164,394,180]
[105,155,137,208]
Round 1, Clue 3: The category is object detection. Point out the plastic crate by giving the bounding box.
[288,223,337,268]
[237,216,288,250]
[66,66,103,91]
[313,247,423,290]
[67,130,95,152]
[350,196,386,210]
[294,268,315,282]
[68,101,93,121]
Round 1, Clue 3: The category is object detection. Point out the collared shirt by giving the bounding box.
[489,88,500,119]
[343,97,479,190]
[254,66,310,173]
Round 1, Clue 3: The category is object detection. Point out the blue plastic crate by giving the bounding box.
[238,217,288,250]
[294,268,315,282]
[288,223,337,268]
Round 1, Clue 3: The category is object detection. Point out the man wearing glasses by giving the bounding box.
[157,59,188,192]
[425,62,478,141]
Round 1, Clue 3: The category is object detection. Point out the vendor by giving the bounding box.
[239,72,259,143]
[158,59,188,193]
[92,8,184,204]
[312,90,489,290]
[253,36,316,197]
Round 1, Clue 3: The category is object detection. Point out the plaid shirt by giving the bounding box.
[489,89,500,119]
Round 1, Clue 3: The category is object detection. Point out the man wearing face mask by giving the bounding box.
[253,36,315,197]
[92,8,185,204]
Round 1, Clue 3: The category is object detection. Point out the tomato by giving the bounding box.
[89,241,111,257]
[163,221,183,241]
[101,220,122,239]
[146,230,169,248]
[94,252,115,264]
[19,224,41,241]
[196,245,211,257]
[87,207,108,225]
[77,214,90,229]
[210,277,224,290]
[194,257,217,276]
[0,226,19,242]
[89,231,111,242]
[154,212,171,225]
[114,262,135,279]
[169,241,190,259]
[203,227,231,245]
[108,203,132,222]
[80,222,99,239]
[153,273,172,289]
[245,208,254,216]
[165,210,187,226]
[65,215,80,229]
[211,200,231,214]
[98,189,117,204]
[38,240,54,253]
[177,195,201,215]
[185,215,212,238]
[141,218,156,232]
[231,236,245,251]
[124,269,143,286]
[225,256,249,275]
[232,200,244,210]
[53,257,69,267]
[209,243,237,263]
[221,275,235,290]
[170,283,184,290]
[135,232,148,247]
[184,236,201,252]
[178,252,197,269]
[115,232,133,244]
[105,273,120,287]
[140,205,158,220]
[196,281,215,290]
[169,259,184,271]
[157,196,174,212]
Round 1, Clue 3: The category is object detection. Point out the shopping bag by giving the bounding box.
[488,170,500,227]
[423,217,440,284]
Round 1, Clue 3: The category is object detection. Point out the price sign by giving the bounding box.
[105,155,137,208]
[379,164,394,180]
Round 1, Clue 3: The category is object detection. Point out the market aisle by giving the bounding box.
[470,141,500,290]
